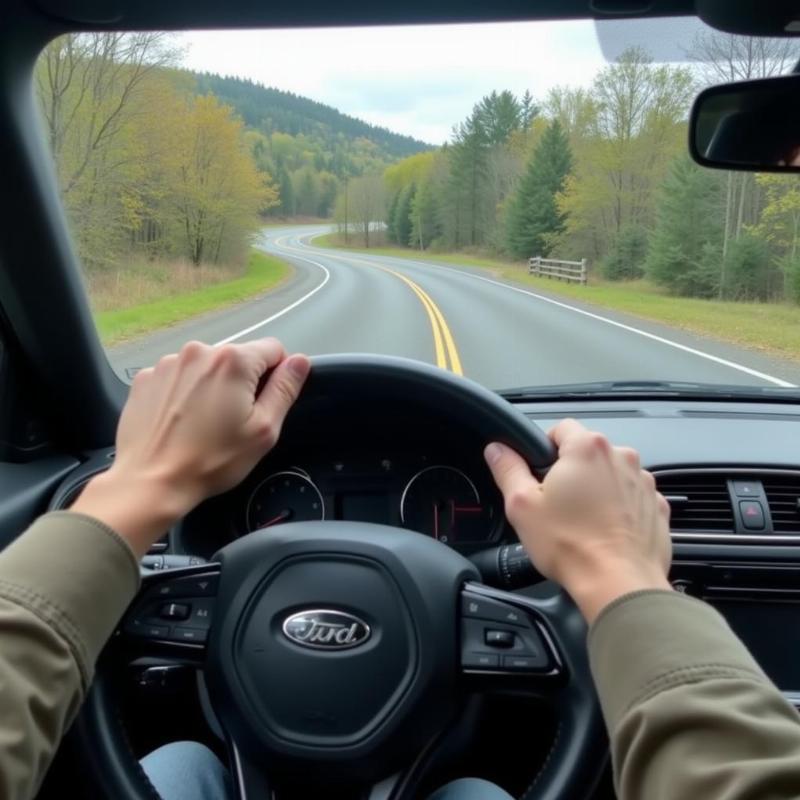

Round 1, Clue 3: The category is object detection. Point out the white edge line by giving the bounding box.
[212,237,330,346]
[296,235,795,389]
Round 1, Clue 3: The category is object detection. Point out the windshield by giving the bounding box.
[35,20,800,392]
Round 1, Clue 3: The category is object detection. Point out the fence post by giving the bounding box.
[580,258,587,286]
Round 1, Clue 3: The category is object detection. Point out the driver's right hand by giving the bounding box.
[484,419,672,623]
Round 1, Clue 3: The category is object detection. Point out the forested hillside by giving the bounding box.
[192,73,428,159]
[371,34,800,305]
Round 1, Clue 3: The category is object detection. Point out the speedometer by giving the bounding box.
[400,466,491,544]
[246,471,325,531]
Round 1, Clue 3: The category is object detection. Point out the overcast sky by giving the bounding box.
[178,17,707,145]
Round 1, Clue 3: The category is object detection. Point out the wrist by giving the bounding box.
[70,467,192,558]
[562,556,672,625]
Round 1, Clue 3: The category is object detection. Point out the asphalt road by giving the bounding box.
[109,226,800,390]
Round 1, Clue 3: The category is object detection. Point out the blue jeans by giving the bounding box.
[141,742,514,800]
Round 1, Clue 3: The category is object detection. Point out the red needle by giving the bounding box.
[433,503,440,539]
[453,506,483,513]
[258,510,291,529]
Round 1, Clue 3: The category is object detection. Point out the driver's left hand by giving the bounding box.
[72,338,309,557]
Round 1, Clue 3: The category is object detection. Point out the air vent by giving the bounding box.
[655,473,735,533]
[763,475,800,534]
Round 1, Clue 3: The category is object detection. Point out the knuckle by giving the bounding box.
[504,487,532,518]
[212,344,240,369]
[619,447,640,468]
[641,469,656,489]
[179,340,207,362]
[155,353,177,372]
[254,416,278,447]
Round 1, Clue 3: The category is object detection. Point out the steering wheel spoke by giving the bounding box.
[459,583,563,684]
[116,563,221,662]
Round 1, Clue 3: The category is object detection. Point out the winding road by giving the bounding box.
[109,226,800,389]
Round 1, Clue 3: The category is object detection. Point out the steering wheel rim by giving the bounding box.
[70,354,607,800]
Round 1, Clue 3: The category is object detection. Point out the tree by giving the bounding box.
[600,224,649,280]
[723,233,777,301]
[393,185,416,247]
[169,94,276,265]
[477,90,522,146]
[409,181,441,249]
[386,191,401,243]
[504,120,573,259]
[555,48,694,261]
[521,90,538,129]
[335,174,385,247]
[645,155,725,297]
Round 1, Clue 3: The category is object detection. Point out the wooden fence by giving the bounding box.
[528,256,587,285]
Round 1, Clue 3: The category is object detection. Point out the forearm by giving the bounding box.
[590,591,800,800]
[0,512,140,800]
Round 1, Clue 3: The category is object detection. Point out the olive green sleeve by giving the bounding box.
[589,590,800,800]
[0,511,140,800]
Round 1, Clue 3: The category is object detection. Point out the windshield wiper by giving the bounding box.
[498,380,800,402]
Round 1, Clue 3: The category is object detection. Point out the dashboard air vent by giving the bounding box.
[655,473,735,533]
[763,476,800,534]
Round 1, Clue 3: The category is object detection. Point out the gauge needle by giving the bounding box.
[258,509,292,529]
[433,503,440,539]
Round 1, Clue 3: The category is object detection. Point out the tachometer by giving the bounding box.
[246,470,325,531]
[400,466,490,544]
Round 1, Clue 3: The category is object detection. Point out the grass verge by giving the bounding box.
[96,250,290,346]
[313,233,800,363]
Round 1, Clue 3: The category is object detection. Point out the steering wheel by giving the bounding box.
[71,355,607,800]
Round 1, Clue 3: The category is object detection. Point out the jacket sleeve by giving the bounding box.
[0,511,140,800]
[589,590,800,800]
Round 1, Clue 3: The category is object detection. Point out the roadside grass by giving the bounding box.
[313,233,800,363]
[94,250,290,345]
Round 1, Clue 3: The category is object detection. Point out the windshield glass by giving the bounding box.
[35,20,800,392]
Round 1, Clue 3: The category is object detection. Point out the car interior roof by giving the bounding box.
[13,0,800,34]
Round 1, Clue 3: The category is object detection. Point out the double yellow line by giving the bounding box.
[369,263,463,375]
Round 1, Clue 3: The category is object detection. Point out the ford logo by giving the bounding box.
[281,609,371,650]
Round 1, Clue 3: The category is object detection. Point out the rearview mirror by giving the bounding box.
[690,73,800,173]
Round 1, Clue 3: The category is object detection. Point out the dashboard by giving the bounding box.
[175,415,509,560]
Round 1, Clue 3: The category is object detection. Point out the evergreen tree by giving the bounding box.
[478,90,522,145]
[504,120,573,259]
[386,191,401,243]
[393,184,416,247]
[645,155,725,297]
[276,166,295,216]
[409,181,441,249]
[724,233,778,301]
[521,90,538,129]
[600,224,649,280]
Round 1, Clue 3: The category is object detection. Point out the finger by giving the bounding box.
[548,418,589,450]
[484,442,540,498]
[235,338,287,379]
[253,354,311,426]
[617,446,641,470]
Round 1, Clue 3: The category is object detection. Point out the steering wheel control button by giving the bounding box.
[169,626,207,643]
[127,621,169,639]
[503,655,545,671]
[462,652,500,669]
[461,593,527,627]
[485,630,515,648]
[740,500,766,530]
[159,602,191,621]
[150,573,219,599]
